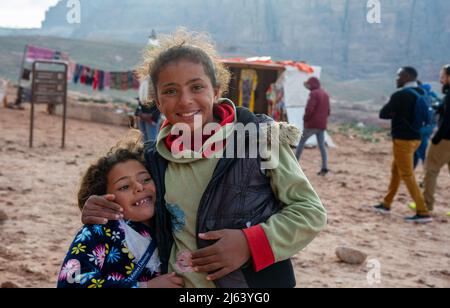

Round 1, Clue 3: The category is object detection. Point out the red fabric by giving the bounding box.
[242,225,275,272]
[92,70,99,90]
[222,58,314,74]
[132,74,140,90]
[304,77,330,130]
[276,61,314,73]
[80,67,87,84]
[163,103,235,157]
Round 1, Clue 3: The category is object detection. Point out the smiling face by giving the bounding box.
[155,60,220,132]
[106,160,156,224]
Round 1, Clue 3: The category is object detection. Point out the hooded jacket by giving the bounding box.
[303,77,331,130]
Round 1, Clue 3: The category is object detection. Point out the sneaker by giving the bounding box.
[373,204,391,215]
[404,215,433,224]
[318,169,330,176]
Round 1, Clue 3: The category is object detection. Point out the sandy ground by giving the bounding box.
[0,105,449,288]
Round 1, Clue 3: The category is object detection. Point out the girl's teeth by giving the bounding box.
[135,198,150,206]
[181,111,198,117]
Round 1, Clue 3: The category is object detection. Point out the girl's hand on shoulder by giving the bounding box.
[146,273,184,288]
[81,194,123,225]
[191,229,250,281]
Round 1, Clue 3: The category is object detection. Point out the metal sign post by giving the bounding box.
[29,60,68,149]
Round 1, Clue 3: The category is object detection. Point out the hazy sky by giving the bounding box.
[0,0,60,28]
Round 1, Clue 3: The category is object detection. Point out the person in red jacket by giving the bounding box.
[295,77,331,176]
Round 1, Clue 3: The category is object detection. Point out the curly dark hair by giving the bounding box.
[77,148,145,211]
[138,28,231,104]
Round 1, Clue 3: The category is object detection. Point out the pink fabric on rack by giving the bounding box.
[26,45,55,61]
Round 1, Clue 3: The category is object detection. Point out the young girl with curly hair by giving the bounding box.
[58,145,183,288]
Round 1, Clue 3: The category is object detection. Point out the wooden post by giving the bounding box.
[61,67,68,149]
[29,90,35,148]
[29,60,37,148]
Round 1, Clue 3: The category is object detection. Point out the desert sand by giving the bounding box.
[0,104,449,288]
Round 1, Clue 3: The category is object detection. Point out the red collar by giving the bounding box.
[163,103,235,156]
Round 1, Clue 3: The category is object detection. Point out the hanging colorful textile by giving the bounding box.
[98,71,105,91]
[121,72,130,91]
[92,70,99,90]
[22,45,140,92]
[73,64,83,84]
[85,67,94,86]
[133,74,140,90]
[104,72,111,90]
[80,66,88,84]
[26,45,69,62]
[266,83,287,122]
[67,61,76,82]
[238,69,258,112]
[109,72,122,90]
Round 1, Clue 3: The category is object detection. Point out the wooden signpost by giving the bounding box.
[29,60,68,149]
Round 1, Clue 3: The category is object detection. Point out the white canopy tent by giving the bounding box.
[277,66,336,148]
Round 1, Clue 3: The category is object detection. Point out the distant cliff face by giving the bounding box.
[41,0,450,79]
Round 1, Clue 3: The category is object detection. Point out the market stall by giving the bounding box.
[222,57,335,147]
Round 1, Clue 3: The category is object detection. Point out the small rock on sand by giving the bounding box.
[21,188,32,194]
[336,246,367,265]
[65,160,78,166]
[0,210,8,224]
[334,279,344,285]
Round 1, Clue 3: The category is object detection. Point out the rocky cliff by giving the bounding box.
[37,0,450,79]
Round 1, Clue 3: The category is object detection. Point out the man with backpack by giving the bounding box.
[423,65,450,214]
[373,67,433,223]
[414,82,440,169]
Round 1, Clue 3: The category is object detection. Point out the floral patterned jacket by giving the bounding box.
[57,220,159,288]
